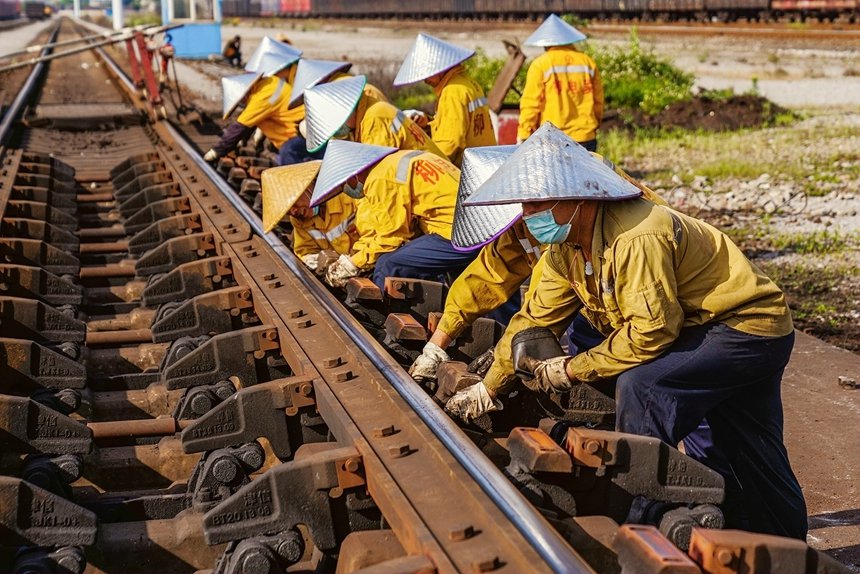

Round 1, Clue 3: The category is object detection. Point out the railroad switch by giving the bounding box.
[161,325,285,390]
[182,375,318,459]
[142,255,236,306]
[204,445,372,554]
[150,286,258,343]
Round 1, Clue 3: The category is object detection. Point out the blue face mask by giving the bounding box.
[311,205,320,217]
[523,202,579,245]
[343,180,364,199]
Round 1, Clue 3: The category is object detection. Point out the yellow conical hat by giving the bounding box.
[261,160,322,233]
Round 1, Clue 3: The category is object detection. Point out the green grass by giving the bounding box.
[125,12,161,27]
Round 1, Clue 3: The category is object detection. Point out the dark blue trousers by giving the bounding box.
[614,323,807,539]
[372,233,478,290]
[277,135,325,166]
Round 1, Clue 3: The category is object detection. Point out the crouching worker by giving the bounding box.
[308,139,478,289]
[446,122,808,541]
[260,160,358,272]
[204,38,303,165]
[409,145,667,385]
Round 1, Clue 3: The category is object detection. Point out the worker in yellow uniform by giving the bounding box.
[260,160,359,271]
[204,37,304,165]
[308,139,477,289]
[447,122,808,541]
[280,58,390,165]
[302,75,446,160]
[393,33,496,167]
[518,14,603,152]
[409,145,665,384]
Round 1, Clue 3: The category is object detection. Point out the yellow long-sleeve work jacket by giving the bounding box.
[517,46,603,143]
[430,66,497,167]
[349,150,459,270]
[290,193,359,258]
[238,68,304,149]
[354,97,447,159]
[482,198,794,394]
[436,156,662,340]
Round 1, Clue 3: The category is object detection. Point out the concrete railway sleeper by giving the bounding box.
[0,16,847,574]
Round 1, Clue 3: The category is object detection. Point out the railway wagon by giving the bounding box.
[22,0,49,19]
[220,0,859,23]
[0,0,20,19]
[279,0,311,15]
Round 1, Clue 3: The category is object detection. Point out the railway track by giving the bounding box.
[0,17,850,574]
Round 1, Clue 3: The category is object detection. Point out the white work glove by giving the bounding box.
[203,148,219,162]
[403,109,428,127]
[298,119,307,139]
[324,254,360,288]
[523,356,574,393]
[408,342,450,383]
[301,253,320,271]
[252,127,265,147]
[445,382,502,424]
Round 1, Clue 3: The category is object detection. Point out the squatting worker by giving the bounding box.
[518,14,603,152]
[282,58,390,166]
[307,139,478,290]
[410,145,666,385]
[393,33,496,167]
[302,75,446,161]
[448,123,808,540]
[260,161,358,272]
[204,37,304,165]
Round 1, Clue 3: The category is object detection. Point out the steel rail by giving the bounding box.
[0,25,155,62]
[0,21,61,145]
[168,127,593,574]
[87,26,593,573]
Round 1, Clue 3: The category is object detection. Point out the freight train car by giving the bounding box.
[22,0,50,19]
[221,0,858,24]
[0,0,21,19]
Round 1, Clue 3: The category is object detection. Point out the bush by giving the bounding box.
[586,30,694,115]
[125,12,162,27]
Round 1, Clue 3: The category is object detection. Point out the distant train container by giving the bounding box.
[220,0,858,23]
[0,0,21,19]
[22,0,50,19]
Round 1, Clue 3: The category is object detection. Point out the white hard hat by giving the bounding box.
[221,72,262,119]
[303,75,367,153]
[524,14,587,47]
[393,33,475,87]
[310,139,397,208]
[465,123,642,207]
[451,145,520,250]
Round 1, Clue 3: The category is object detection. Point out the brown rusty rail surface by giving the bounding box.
[0,15,849,574]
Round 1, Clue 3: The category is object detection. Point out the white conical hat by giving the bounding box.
[393,33,475,87]
[244,36,302,75]
[261,160,321,232]
[451,145,521,250]
[310,139,397,208]
[524,14,587,47]
[303,75,367,154]
[222,72,262,119]
[288,59,353,108]
[465,123,643,206]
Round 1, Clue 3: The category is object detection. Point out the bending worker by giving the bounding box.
[282,58,390,165]
[260,160,358,272]
[518,14,603,151]
[447,123,808,541]
[393,33,496,167]
[410,146,665,384]
[302,75,446,160]
[308,139,477,289]
[204,37,303,165]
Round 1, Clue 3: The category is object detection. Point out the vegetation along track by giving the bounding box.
[0,16,851,574]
